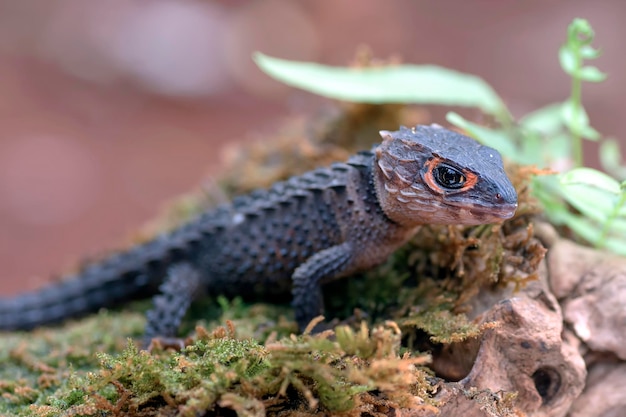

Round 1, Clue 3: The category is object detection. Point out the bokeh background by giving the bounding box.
[1,0,625,295]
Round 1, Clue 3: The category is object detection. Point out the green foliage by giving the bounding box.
[524,19,624,253]
[559,18,606,172]
[559,169,626,252]
[254,52,508,122]
[600,139,626,180]
[255,19,626,255]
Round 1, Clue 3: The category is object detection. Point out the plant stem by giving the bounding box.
[570,53,583,168]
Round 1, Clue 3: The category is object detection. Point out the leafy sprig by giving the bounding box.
[559,18,605,166]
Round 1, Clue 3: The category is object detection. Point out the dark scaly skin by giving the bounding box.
[0,125,518,338]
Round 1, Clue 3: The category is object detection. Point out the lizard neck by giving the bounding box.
[340,154,422,271]
[372,141,431,228]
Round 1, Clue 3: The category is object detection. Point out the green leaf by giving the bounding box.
[565,195,611,224]
[521,131,545,165]
[609,218,626,233]
[542,133,572,165]
[579,45,601,59]
[520,103,564,135]
[532,176,565,216]
[577,66,607,82]
[253,53,505,116]
[560,100,587,129]
[446,112,519,161]
[559,211,603,243]
[600,140,622,174]
[580,124,601,140]
[560,101,599,140]
[559,168,622,225]
[568,19,594,45]
[559,47,577,74]
[603,236,626,256]
[561,168,621,195]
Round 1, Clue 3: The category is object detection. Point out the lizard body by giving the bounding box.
[0,125,517,338]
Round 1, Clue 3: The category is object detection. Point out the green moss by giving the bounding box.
[402,309,486,344]
[0,311,145,416]
[3,318,435,415]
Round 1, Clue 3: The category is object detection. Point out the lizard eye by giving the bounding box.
[433,164,466,189]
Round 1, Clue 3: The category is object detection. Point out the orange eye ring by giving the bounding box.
[423,157,478,194]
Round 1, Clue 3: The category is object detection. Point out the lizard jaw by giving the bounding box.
[465,202,518,223]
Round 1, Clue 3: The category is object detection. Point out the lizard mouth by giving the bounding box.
[469,203,518,221]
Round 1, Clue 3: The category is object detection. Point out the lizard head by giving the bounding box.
[374,124,518,226]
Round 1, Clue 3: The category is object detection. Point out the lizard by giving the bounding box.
[0,125,518,342]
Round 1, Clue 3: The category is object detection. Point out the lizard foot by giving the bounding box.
[303,310,370,335]
[144,336,190,352]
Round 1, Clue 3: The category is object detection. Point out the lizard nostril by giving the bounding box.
[495,192,503,202]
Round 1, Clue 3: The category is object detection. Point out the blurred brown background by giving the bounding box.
[1,0,625,295]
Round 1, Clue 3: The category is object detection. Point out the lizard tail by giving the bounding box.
[0,228,201,331]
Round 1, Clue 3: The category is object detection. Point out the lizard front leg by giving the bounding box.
[144,262,202,348]
[292,243,353,332]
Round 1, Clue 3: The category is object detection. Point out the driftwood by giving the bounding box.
[408,225,626,417]
[549,238,626,416]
